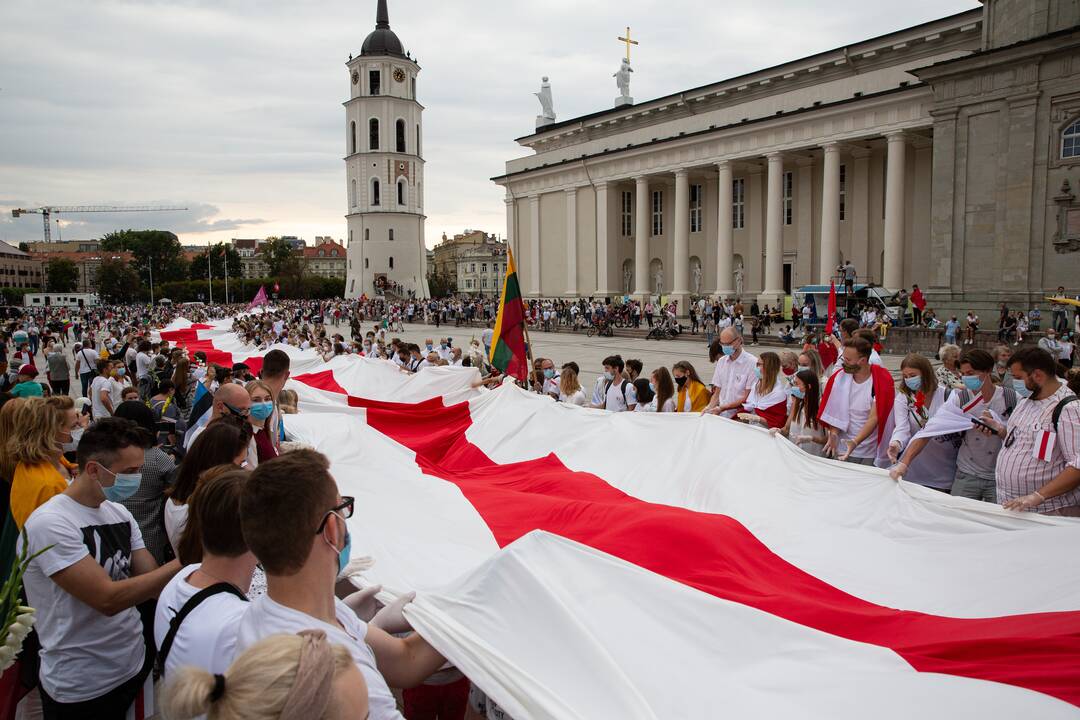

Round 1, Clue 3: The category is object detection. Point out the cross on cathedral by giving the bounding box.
[617,26,638,62]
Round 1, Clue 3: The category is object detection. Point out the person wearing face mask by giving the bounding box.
[540,358,560,399]
[9,397,82,529]
[883,354,958,490]
[246,379,279,465]
[818,337,896,463]
[18,417,181,718]
[784,370,825,455]
[672,361,710,413]
[991,347,1080,516]
[740,352,789,429]
[704,328,757,418]
[890,349,1017,501]
[236,450,448,720]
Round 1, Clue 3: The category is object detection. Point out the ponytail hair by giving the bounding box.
[162,632,357,720]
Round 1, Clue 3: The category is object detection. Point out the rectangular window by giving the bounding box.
[482,278,488,289]
[389,229,394,241]
[732,178,745,230]
[783,171,793,225]
[368,70,381,96]
[839,164,847,221]
[690,184,703,233]
[651,190,663,236]
[364,228,370,241]
[470,263,476,272]
[481,263,487,272]
[621,191,632,236]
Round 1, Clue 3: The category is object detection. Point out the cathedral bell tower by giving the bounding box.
[344,0,429,299]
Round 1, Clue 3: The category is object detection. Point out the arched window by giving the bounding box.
[351,179,357,207]
[350,121,356,154]
[1063,118,1080,159]
[396,119,406,153]
[369,118,380,150]
[397,179,406,206]
[371,178,380,206]
[389,256,394,270]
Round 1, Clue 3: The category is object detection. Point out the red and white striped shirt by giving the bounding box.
[995,384,1080,513]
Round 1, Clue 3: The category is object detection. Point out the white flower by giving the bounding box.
[5,624,28,647]
[0,644,15,670]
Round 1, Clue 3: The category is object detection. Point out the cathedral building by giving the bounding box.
[493,0,1080,316]
[344,0,429,299]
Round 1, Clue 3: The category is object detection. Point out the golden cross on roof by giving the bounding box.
[617,26,638,63]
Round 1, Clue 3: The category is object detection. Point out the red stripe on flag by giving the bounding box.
[294,377,1080,705]
[963,396,984,414]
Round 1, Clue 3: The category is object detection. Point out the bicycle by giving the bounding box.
[586,323,614,338]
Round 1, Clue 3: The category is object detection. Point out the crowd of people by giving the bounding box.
[1,289,1079,719]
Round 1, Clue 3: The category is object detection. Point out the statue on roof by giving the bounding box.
[535,77,556,129]
[614,57,634,107]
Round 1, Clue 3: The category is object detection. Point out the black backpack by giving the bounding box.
[154,582,248,681]
[604,378,631,407]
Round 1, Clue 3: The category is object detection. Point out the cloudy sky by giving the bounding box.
[0,0,979,249]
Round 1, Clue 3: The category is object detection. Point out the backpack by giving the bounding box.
[154,582,247,681]
[1051,396,1078,435]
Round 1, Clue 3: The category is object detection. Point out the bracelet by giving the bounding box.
[1033,491,1046,502]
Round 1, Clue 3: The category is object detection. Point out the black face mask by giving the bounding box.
[674,375,687,388]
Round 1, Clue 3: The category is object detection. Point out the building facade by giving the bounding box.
[32,249,133,294]
[430,230,508,295]
[494,0,1080,317]
[304,240,348,278]
[344,0,429,299]
[0,241,43,290]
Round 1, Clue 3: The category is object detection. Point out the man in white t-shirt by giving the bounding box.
[705,327,757,418]
[236,450,447,720]
[597,355,637,411]
[21,417,180,717]
[90,358,116,419]
[481,323,494,356]
[154,469,255,681]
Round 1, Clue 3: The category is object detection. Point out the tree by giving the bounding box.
[18,242,30,252]
[188,243,242,282]
[278,254,308,297]
[261,237,296,277]
[97,257,143,303]
[101,229,189,283]
[427,269,456,297]
[45,258,79,292]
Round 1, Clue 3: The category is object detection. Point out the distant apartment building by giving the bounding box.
[0,241,44,290]
[431,230,507,295]
[303,240,347,278]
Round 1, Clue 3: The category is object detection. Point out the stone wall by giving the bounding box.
[880,326,1056,357]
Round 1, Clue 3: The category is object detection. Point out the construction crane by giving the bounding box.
[10,205,188,243]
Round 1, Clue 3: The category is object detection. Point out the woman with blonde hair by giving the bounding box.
[245,379,278,465]
[796,346,825,383]
[276,388,299,415]
[558,366,587,406]
[8,396,82,529]
[741,351,790,429]
[162,630,369,720]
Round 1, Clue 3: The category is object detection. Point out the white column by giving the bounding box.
[633,176,650,297]
[595,182,611,295]
[819,143,841,284]
[564,188,578,296]
[883,132,906,290]
[715,161,734,296]
[528,194,541,296]
[673,169,690,295]
[762,152,785,298]
[504,197,516,261]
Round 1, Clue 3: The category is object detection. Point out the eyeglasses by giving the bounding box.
[315,496,355,535]
[223,402,250,418]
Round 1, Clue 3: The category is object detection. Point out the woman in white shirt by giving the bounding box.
[741,352,790,429]
[558,367,588,406]
[784,370,826,455]
[886,353,959,491]
[648,367,677,413]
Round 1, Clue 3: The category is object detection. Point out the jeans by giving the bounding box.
[950,469,996,503]
[1053,310,1067,333]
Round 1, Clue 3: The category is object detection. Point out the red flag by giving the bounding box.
[248,285,268,310]
[273,282,280,294]
[825,281,837,336]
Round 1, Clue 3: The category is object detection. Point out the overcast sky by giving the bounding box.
[0,0,979,250]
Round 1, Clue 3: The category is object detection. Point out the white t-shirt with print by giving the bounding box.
[604,378,638,412]
[236,594,403,720]
[154,564,248,678]
[20,494,146,703]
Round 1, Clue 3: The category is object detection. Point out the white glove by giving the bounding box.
[371,591,416,634]
[795,434,814,445]
[887,441,902,464]
[343,584,382,622]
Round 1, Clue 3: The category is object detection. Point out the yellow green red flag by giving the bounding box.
[489,246,528,381]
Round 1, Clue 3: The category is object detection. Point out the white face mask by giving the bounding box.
[61,427,83,453]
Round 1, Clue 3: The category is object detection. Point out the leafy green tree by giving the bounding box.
[427,270,456,298]
[261,237,296,277]
[45,258,79,292]
[188,243,242,282]
[97,258,143,303]
[18,242,30,252]
[101,229,189,283]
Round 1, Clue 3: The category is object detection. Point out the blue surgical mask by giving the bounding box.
[790,386,805,399]
[603,370,614,381]
[249,401,274,421]
[333,515,352,575]
[721,344,736,356]
[96,464,141,502]
[903,376,922,392]
[1012,378,1032,398]
[755,367,762,379]
[543,368,554,379]
[961,375,983,392]
[116,367,126,376]
[426,344,433,351]
[648,382,656,392]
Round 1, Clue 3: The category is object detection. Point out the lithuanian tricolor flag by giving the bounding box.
[489,246,528,381]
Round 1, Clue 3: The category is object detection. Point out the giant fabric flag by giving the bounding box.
[155,319,1080,719]
[488,247,528,381]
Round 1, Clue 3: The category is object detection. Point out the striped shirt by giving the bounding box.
[995,384,1080,513]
